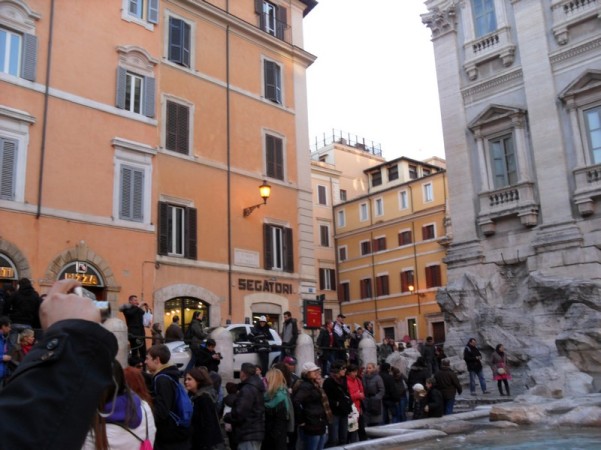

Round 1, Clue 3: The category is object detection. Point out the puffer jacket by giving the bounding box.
[292,376,328,436]
[229,374,266,443]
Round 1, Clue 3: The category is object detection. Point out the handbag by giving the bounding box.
[114,407,153,450]
[497,367,506,375]
[348,404,359,432]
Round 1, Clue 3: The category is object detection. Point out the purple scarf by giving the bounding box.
[103,393,143,429]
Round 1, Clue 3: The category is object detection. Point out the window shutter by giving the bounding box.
[330,270,336,291]
[425,266,433,288]
[264,60,275,101]
[143,76,155,118]
[120,166,132,219]
[182,21,191,68]
[166,101,178,150]
[255,0,265,29]
[132,169,144,221]
[116,67,127,109]
[177,103,189,153]
[148,0,159,24]
[337,283,344,302]
[283,227,294,273]
[274,136,283,179]
[319,268,325,290]
[169,18,190,67]
[21,33,37,81]
[0,138,17,200]
[158,202,169,255]
[185,207,197,259]
[263,224,272,269]
[276,6,287,40]
[128,0,139,15]
[266,135,275,177]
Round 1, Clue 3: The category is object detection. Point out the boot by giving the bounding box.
[498,386,505,396]
[506,385,511,397]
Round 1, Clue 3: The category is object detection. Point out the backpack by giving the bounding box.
[154,374,193,428]
[114,407,153,450]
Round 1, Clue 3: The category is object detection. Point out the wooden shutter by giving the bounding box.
[169,18,190,67]
[166,101,178,150]
[131,169,144,221]
[266,135,284,180]
[276,6,287,40]
[128,0,139,15]
[120,166,132,219]
[166,101,189,154]
[116,67,127,109]
[329,270,336,291]
[255,0,265,30]
[185,207,197,259]
[21,33,37,81]
[143,76,155,118]
[274,137,284,179]
[0,138,17,200]
[158,202,169,255]
[263,224,272,269]
[148,0,159,24]
[283,226,294,273]
[319,268,325,290]
[264,60,276,102]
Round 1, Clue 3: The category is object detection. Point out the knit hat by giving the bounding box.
[413,383,425,391]
[302,362,320,373]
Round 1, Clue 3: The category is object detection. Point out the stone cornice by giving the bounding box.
[550,35,601,65]
[462,68,523,99]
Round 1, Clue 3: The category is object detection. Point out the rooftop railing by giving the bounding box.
[311,129,382,157]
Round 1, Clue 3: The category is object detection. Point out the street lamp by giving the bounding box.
[408,284,421,313]
[243,180,271,217]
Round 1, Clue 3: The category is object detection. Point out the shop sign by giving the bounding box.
[303,299,323,329]
[238,278,293,294]
[58,261,104,287]
[0,254,17,280]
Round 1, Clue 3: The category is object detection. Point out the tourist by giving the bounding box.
[348,327,363,366]
[119,295,147,363]
[280,311,298,359]
[491,344,512,396]
[390,366,409,422]
[421,336,438,374]
[333,314,350,360]
[262,368,292,450]
[345,364,364,443]
[380,362,401,424]
[407,356,431,412]
[165,315,184,343]
[362,362,384,426]
[316,320,338,374]
[424,377,444,418]
[411,383,428,420]
[433,358,462,414]
[151,322,164,346]
[323,360,352,446]
[464,338,489,395]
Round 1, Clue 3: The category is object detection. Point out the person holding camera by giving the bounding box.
[119,295,147,362]
[195,338,222,373]
[463,338,489,395]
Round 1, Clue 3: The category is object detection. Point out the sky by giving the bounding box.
[303,0,445,162]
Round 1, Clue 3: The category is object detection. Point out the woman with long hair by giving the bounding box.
[491,344,512,396]
[262,368,292,450]
[184,367,225,450]
[83,360,156,450]
[123,366,153,407]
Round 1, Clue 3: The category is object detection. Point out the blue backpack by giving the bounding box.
[154,374,193,428]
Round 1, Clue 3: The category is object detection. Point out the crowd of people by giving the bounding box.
[0,279,514,450]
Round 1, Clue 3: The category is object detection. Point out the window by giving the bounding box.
[424,183,433,202]
[423,168,432,176]
[376,275,390,296]
[264,60,282,104]
[0,27,36,81]
[384,327,395,340]
[116,67,155,117]
[490,135,517,188]
[158,202,197,259]
[400,270,415,293]
[165,100,190,154]
[398,230,412,246]
[264,224,293,272]
[119,165,144,222]
[407,318,417,340]
[339,189,347,202]
[374,198,384,216]
[338,282,350,302]
[422,224,435,240]
[168,17,191,68]
[360,278,372,299]
[359,202,368,221]
[425,265,442,288]
[265,134,284,180]
[317,185,327,205]
[409,164,418,179]
[319,268,336,291]
[126,0,159,24]
[256,0,287,40]
[0,137,16,200]
[319,224,330,247]
[372,236,386,252]
[584,107,601,164]
[337,210,345,227]
[472,0,497,38]
[360,240,371,256]
[399,190,409,210]
[388,165,399,181]
[338,246,347,262]
[371,171,382,187]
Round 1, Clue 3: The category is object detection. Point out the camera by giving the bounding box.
[74,286,111,322]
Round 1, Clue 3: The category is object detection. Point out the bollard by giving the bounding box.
[294,332,315,376]
[103,317,129,368]
[211,326,234,383]
[359,332,377,368]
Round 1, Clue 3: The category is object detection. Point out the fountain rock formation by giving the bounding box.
[437,265,601,396]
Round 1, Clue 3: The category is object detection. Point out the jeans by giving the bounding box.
[299,429,326,450]
[327,414,348,446]
[395,393,408,422]
[443,397,455,415]
[238,441,262,450]
[469,369,487,393]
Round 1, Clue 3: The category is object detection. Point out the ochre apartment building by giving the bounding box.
[0,0,317,333]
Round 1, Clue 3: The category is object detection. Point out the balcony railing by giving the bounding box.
[311,129,383,157]
[551,0,600,45]
[573,163,601,215]
[463,26,516,80]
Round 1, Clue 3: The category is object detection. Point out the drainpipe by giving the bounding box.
[36,0,55,218]
[226,1,233,320]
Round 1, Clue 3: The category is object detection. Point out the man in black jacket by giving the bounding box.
[195,338,222,372]
[280,311,298,359]
[146,344,191,449]
[323,360,352,446]
[464,338,489,395]
[225,362,266,449]
[433,358,463,414]
[380,362,401,424]
[119,294,147,362]
[0,279,118,449]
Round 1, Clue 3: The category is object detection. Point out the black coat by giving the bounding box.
[0,319,117,449]
[152,365,191,445]
[228,374,266,443]
[120,304,145,335]
[426,388,444,418]
[190,387,224,450]
[194,344,221,373]
[381,371,402,404]
[434,367,462,400]
[323,376,352,417]
[293,378,328,436]
[407,364,431,391]
[464,345,483,372]
[5,285,41,328]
